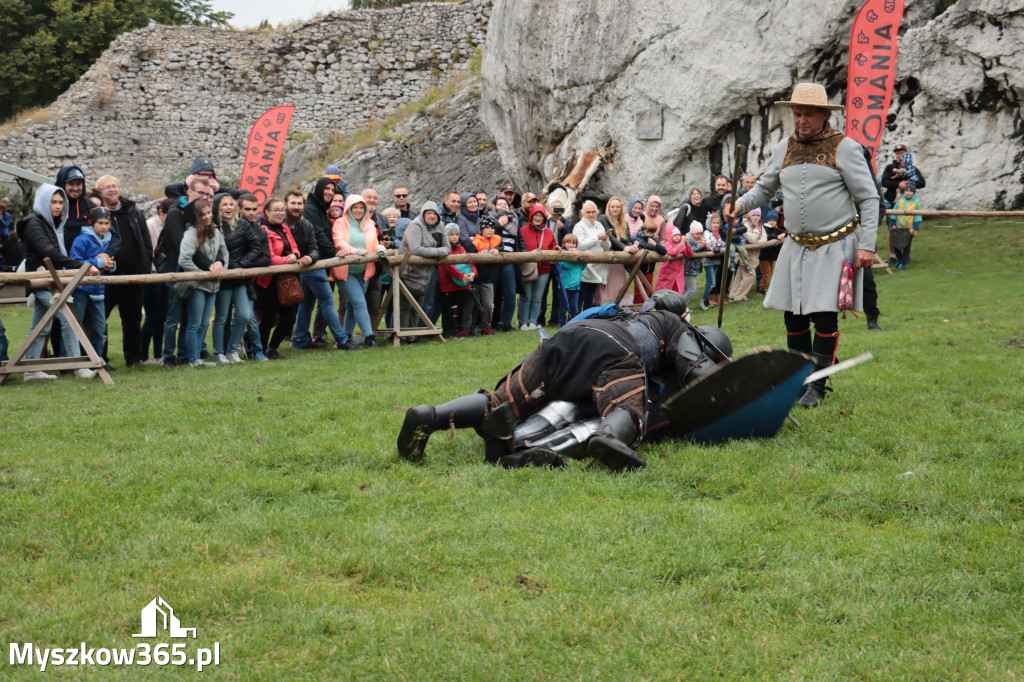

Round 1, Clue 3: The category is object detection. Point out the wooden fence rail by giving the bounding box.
[0,241,789,288]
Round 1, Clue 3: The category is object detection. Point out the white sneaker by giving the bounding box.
[215,354,231,365]
[24,371,57,381]
[74,368,98,379]
[190,360,216,368]
[225,352,242,363]
[143,358,163,365]
[520,324,531,330]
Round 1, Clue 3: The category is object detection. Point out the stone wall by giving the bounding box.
[0,0,490,194]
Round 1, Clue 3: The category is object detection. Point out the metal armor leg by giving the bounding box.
[499,418,601,469]
[512,400,580,449]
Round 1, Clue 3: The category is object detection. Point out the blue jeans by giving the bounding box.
[185,289,216,362]
[71,294,107,357]
[702,265,720,302]
[294,269,348,346]
[25,289,80,360]
[0,312,8,362]
[562,288,580,324]
[213,285,252,355]
[162,290,189,362]
[338,274,374,338]
[421,269,441,326]
[521,273,550,325]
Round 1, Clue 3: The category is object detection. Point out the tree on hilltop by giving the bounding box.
[0,0,233,122]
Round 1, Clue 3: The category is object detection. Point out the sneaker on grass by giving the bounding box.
[24,371,57,381]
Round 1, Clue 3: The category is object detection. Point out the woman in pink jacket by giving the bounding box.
[332,194,387,348]
[655,226,695,295]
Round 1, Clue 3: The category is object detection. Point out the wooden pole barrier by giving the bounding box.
[5,246,793,287]
[718,144,743,328]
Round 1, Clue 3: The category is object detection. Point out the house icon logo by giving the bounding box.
[132,597,197,639]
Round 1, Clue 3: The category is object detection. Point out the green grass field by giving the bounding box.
[1,219,1023,679]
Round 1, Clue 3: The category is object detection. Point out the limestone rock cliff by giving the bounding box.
[480,0,1023,210]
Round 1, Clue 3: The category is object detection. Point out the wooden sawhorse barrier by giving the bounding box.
[371,264,445,347]
[0,260,112,385]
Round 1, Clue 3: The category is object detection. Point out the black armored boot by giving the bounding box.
[397,392,512,462]
[797,353,834,408]
[587,409,646,472]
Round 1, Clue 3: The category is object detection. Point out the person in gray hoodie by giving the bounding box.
[178,199,228,367]
[15,184,100,379]
[397,201,450,335]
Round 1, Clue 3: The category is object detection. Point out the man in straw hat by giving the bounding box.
[724,82,879,407]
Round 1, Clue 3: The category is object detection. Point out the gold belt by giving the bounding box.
[789,216,859,251]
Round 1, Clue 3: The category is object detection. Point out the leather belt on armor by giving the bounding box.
[789,215,859,251]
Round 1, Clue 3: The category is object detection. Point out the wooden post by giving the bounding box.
[718,144,744,328]
[616,250,649,304]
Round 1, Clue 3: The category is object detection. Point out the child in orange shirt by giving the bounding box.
[469,216,501,335]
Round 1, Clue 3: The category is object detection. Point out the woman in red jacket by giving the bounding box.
[254,198,306,359]
[516,205,558,329]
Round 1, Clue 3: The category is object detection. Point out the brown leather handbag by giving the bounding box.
[275,273,304,306]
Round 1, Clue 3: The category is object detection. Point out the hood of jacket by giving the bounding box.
[459,192,478,221]
[526,204,548,227]
[645,195,662,217]
[79,223,112,246]
[627,198,643,218]
[416,200,441,228]
[309,177,335,213]
[343,194,367,227]
[55,165,86,190]
[33,184,69,232]
[189,156,215,177]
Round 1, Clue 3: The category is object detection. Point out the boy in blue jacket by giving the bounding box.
[69,207,117,353]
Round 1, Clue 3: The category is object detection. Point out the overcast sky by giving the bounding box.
[212,0,349,28]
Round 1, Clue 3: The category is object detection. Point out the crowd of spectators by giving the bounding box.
[0,145,922,377]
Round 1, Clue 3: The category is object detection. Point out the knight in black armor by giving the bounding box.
[397,291,732,471]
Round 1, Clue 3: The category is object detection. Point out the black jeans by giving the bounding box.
[105,284,144,365]
[257,281,298,351]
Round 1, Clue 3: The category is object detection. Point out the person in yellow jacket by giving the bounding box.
[892,182,922,270]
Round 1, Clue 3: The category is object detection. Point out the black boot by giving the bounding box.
[797,353,833,408]
[478,402,516,463]
[587,409,646,472]
[867,317,883,332]
[498,450,567,469]
[397,393,492,462]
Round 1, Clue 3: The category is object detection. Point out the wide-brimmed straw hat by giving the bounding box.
[775,83,844,110]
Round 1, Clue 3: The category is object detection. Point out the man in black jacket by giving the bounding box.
[284,189,360,351]
[158,176,215,367]
[95,175,153,368]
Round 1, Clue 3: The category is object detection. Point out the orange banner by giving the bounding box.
[238,105,296,206]
[845,0,905,172]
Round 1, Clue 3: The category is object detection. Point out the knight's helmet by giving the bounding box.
[640,290,687,316]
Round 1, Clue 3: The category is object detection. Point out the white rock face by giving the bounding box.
[481,0,1023,210]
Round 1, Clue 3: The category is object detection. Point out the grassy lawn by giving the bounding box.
[1,218,1023,678]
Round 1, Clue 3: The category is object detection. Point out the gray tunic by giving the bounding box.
[736,133,879,314]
